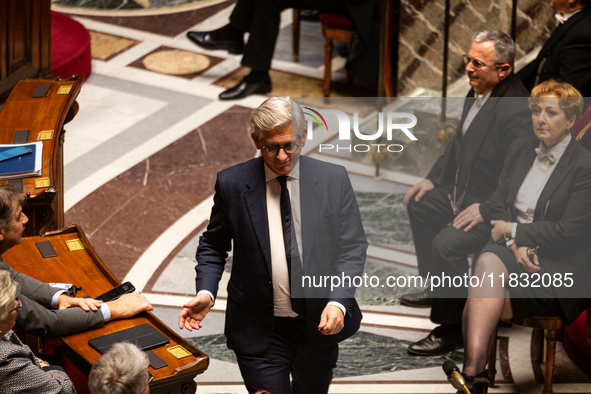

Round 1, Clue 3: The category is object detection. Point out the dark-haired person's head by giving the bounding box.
[0,186,27,254]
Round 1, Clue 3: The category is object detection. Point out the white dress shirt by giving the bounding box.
[462,90,492,135]
[199,161,345,317]
[509,134,571,241]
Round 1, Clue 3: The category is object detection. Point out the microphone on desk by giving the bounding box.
[443,360,471,394]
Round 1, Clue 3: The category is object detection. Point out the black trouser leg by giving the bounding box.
[429,223,492,325]
[407,187,455,278]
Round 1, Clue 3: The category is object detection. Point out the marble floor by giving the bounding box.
[48,1,591,393]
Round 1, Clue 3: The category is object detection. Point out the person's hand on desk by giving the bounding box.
[107,292,153,320]
[57,294,102,311]
[178,293,213,331]
[318,305,344,335]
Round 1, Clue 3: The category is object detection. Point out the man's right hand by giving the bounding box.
[107,292,153,320]
[179,293,213,331]
[403,179,434,205]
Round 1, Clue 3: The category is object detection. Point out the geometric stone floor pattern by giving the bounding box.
[51,1,591,392]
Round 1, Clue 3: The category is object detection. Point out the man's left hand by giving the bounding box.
[57,294,102,311]
[318,305,344,335]
[453,203,483,232]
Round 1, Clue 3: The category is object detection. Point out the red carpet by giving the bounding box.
[51,11,92,81]
[564,311,591,377]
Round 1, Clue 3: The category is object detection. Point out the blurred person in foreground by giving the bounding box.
[89,342,151,394]
[448,80,591,394]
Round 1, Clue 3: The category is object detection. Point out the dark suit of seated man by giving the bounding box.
[399,30,532,356]
[179,96,367,394]
[517,0,591,98]
[0,186,153,339]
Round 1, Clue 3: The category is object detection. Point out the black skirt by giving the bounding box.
[478,243,562,322]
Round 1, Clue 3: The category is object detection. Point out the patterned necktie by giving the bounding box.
[277,176,305,315]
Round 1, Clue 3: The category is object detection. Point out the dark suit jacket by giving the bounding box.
[485,137,591,323]
[195,156,367,356]
[0,259,104,338]
[426,73,532,216]
[517,7,591,97]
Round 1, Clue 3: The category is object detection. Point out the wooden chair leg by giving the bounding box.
[543,329,557,394]
[533,328,544,364]
[292,9,300,63]
[487,324,498,387]
[323,37,333,97]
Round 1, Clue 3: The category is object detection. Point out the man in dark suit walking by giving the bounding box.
[178,96,367,393]
[518,0,591,98]
[399,31,532,355]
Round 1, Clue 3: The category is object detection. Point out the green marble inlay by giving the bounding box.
[357,259,424,304]
[54,0,204,10]
[187,331,463,378]
[355,192,413,246]
[54,0,143,9]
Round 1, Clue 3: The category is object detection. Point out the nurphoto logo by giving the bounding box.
[303,107,418,153]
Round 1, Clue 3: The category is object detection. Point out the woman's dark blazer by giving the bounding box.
[483,136,591,324]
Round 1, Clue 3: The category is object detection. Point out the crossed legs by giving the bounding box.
[462,251,511,376]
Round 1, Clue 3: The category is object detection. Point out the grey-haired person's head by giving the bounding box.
[251,96,306,139]
[473,30,515,70]
[88,342,151,394]
[0,271,17,323]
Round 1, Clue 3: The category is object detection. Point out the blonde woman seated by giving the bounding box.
[449,80,591,394]
[0,270,76,393]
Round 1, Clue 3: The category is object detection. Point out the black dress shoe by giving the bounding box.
[449,371,489,394]
[407,325,463,355]
[186,31,243,54]
[400,288,432,308]
[219,76,272,100]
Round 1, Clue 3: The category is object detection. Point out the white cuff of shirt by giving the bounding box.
[506,239,515,248]
[511,223,517,239]
[197,290,215,307]
[100,303,111,321]
[52,291,111,321]
[327,301,346,316]
[51,290,68,308]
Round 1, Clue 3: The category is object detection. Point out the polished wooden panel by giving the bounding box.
[3,225,209,394]
[0,76,83,236]
[0,0,53,102]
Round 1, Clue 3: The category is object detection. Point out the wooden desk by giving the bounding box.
[3,225,209,394]
[0,76,82,236]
